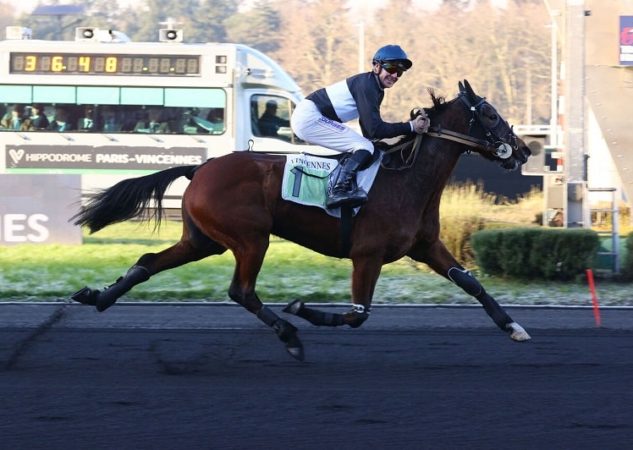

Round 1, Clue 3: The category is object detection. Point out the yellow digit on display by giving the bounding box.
[105,57,117,73]
[52,56,64,72]
[25,55,36,71]
[79,56,91,72]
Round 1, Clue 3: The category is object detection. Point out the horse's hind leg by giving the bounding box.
[227,241,304,361]
[408,240,531,341]
[72,216,225,312]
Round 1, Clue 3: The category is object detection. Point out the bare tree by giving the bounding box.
[363,0,551,124]
[8,0,551,125]
[270,0,358,92]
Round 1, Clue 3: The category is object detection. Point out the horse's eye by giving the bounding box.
[490,114,498,121]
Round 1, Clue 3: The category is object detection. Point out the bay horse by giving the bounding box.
[71,80,532,361]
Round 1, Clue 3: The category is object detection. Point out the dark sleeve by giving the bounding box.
[350,73,412,140]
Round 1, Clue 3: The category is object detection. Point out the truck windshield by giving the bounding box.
[250,94,306,144]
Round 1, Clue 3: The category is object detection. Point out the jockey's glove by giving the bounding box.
[411,113,430,134]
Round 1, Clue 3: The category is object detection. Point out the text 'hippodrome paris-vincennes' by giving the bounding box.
[22,152,203,165]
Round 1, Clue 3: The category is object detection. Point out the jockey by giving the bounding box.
[291,44,430,209]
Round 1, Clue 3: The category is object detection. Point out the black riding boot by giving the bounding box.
[326,150,372,209]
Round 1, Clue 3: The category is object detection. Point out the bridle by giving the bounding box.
[426,92,518,160]
[381,89,519,170]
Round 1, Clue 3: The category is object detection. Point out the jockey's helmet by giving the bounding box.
[372,45,413,70]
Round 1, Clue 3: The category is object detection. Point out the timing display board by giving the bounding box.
[9,52,201,76]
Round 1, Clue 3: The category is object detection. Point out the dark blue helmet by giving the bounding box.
[372,45,412,70]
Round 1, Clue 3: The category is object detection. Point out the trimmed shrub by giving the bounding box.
[469,229,505,275]
[622,232,633,280]
[471,227,600,280]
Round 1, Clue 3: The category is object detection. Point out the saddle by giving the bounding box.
[280,151,382,217]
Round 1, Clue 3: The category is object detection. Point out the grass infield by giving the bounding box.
[1,220,631,306]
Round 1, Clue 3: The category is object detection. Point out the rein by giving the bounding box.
[379,124,489,171]
[425,126,492,151]
[380,133,423,170]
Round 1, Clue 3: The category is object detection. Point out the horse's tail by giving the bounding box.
[71,165,199,233]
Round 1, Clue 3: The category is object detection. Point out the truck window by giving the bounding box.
[0,87,226,135]
[250,94,307,144]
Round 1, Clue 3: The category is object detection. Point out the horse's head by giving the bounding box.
[456,79,530,171]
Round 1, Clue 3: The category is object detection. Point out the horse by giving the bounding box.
[71,80,532,361]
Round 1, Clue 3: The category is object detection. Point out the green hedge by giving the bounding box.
[471,227,600,280]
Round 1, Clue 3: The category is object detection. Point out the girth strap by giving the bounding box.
[340,206,353,257]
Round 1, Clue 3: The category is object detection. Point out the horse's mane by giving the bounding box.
[428,88,448,111]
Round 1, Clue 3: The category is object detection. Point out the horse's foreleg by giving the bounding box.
[408,241,531,341]
[447,266,530,340]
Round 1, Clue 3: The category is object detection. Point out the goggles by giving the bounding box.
[380,62,406,77]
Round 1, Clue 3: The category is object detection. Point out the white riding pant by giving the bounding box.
[291,99,374,154]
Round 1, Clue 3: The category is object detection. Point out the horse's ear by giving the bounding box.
[458,80,465,93]
[464,79,476,97]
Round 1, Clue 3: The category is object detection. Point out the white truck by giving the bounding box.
[0,26,331,243]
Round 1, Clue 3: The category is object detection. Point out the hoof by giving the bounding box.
[71,287,99,306]
[285,335,305,361]
[283,299,304,315]
[507,322,531,341]
[274,318,305,361]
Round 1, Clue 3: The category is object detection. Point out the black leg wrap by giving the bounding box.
[257,305,281,327]
[448,267,512,331]
[95,265,150,312]
[448,267,483,297]
[282,300,346,327]
[257,306,304,361]
[476,291,513,331]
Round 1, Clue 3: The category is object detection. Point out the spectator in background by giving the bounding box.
[134,108,170,133]
[20,118,34,131]
[101,106,122,132]
[48,107,73,131]
[1,104,24,130]
[207,107,224,125]
[77,105,97,131]
[29,104,49,129]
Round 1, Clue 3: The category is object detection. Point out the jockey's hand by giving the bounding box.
[410,113,430,134]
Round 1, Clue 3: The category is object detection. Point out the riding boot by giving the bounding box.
[326,149,372,209]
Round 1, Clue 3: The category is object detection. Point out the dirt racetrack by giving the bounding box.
[1,303,632,449]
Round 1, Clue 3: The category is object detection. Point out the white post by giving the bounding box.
[550,10,560,148]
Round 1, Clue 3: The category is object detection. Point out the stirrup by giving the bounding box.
[326,188,368,209]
